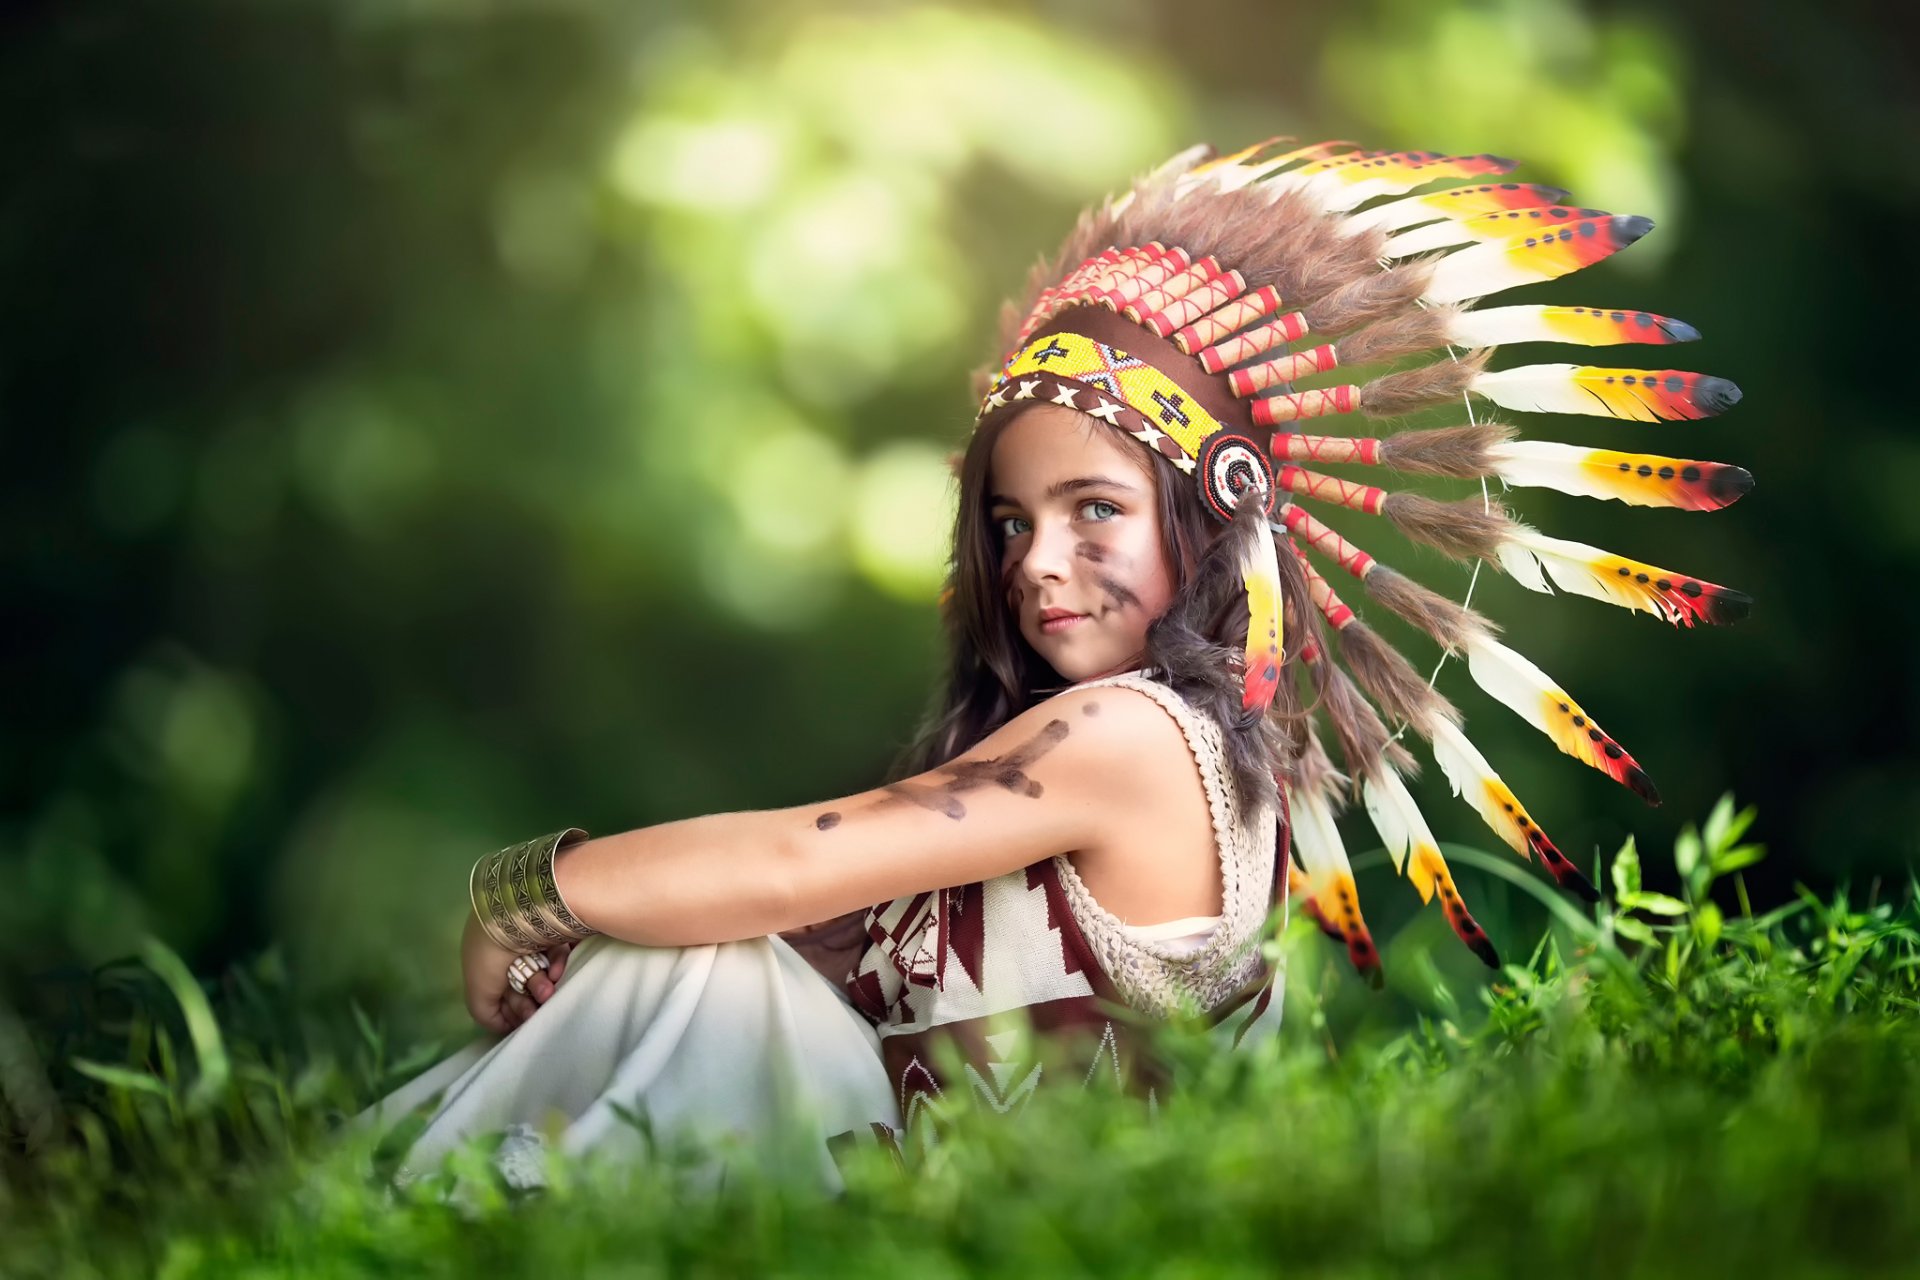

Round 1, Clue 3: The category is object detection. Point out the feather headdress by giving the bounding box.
[974,142,1749,976]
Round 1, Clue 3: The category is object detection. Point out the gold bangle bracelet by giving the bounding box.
[472,841,534,951]
[469,828,595,951]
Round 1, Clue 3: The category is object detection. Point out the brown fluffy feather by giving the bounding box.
[1362,565,1498,653]
[1331,305,1453,369]
[1310,266,1438,343]
[1376,423,1515,477]
[1360,351,1489,417]
[1380,491,1515,562]
[1295,720,1348,804]
[1314,656,1416,788]
[1336,620,1460,734]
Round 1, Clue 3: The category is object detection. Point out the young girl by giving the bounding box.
[366,391,1300,1185]
[364,137,1749,1185]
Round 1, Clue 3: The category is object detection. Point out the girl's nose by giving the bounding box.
[1019,519,1074,586]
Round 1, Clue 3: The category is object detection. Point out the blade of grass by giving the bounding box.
[140,937,232,1112]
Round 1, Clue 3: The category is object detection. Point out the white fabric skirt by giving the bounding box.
[357,933,901,1190]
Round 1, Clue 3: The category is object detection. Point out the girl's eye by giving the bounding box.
[1079,499,1120,521]
[997,515,1031,539]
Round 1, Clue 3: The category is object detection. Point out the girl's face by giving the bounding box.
[988,404,1178,684]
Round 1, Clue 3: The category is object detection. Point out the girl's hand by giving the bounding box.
[460,913,576,1033]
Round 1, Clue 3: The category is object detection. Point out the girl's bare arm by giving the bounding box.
[550,685,1182,946]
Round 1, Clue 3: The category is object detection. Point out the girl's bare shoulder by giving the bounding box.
[1028,684,1202,805]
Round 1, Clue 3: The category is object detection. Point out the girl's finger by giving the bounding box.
[504,991,538,1026]
[528,973,555,1003]
[472,1002,513,1035]
[547,949,569,985]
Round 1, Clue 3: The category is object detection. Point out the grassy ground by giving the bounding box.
[3,797,1916,1278]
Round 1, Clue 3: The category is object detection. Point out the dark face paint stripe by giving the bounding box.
[1097,576,1142,610]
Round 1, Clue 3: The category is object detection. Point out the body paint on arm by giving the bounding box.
[812,718,1075,827]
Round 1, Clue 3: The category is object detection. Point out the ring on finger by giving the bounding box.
[505,951,551,995]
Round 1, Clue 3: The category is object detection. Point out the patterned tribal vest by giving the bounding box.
[844,672,1288,1132]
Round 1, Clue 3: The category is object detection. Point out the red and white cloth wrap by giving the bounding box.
[843,672,1289,1126]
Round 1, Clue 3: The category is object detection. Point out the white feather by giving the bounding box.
[1384,217,1479,256]
[1287,782,1354,882]
[1316,176,1411,213]
[1484,439,1608,500]
[1464,631,1651,797]
[1340,195,1447,238]
[1322,155,1518,213]
[1496,526,1679,622]
[1361,769,1429,876]
[1427,720,1528,859]
[1423,237,1559,304]
[1257,169,1330,210]
[1485,439,1707,509]
[1493,527,1553,595]
[1447,304,1698,348]
[1187,164,1264,197]
[1189,142,1324,197]
[1268,154,1476,215]
[1247,144,1357,208]
[1361,770,1441,901]
[1447,305,1566,347]
[1425,213,1649,305]
[1478,363,1737,421]
[1470,364,1613,416]
[1321,169,1463,213]
[1462,633,1561,741]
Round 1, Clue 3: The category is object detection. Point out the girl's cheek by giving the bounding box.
[1073,535,1126,568]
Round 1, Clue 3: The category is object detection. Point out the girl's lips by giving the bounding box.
[1039,612,1089,636]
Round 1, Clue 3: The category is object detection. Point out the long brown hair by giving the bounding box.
[896,409,1311,814]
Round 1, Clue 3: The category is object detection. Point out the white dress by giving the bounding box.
[358,674,1262,1190]
[358,931,898,1191]
[359,919,1222,1191]
[358,924,1226,1193]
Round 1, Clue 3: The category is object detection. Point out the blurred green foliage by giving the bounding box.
[1,0,1914,1186]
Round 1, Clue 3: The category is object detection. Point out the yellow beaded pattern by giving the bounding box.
[985,330,1225,462]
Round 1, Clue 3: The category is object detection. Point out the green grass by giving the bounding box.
[4,797,1917,1278]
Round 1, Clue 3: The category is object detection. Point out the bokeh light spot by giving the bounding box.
[610,117,785,212]
[849,442,954,602]
[728,426,850,556]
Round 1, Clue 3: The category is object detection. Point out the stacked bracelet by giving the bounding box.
[468,828,597,952]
